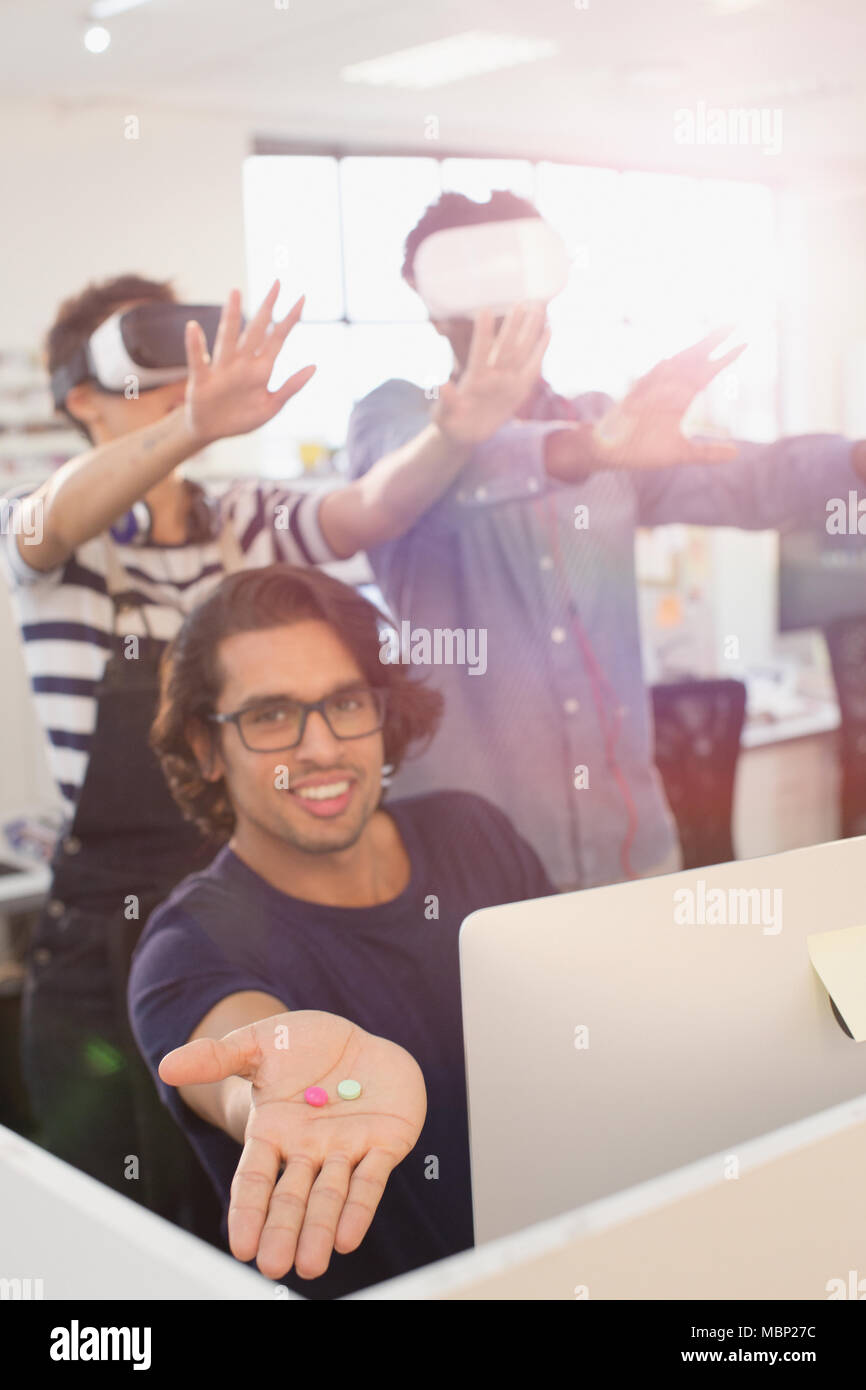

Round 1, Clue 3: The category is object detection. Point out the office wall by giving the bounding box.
[0,99,252,825]
[0,100,250,344]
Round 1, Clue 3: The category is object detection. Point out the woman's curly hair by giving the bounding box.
[151,564,443,841]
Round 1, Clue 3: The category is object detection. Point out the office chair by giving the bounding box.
[651,678,747,869]
[823,617,866,838]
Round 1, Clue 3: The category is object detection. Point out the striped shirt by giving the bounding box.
[1,481,335,819]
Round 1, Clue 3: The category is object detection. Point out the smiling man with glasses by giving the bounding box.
[207,683,388,826]
[128,563,552,1298]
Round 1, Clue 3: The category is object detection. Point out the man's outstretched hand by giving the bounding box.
[159,1010,426,1282]
[588,326,746,469]
[433,302,550,445]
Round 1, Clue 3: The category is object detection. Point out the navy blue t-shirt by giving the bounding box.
[128,790,552,1299]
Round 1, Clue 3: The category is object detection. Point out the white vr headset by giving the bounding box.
[412,217,570,319]
[50,302,227,408]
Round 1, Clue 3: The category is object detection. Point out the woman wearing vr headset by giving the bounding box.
[3,272,548,1240]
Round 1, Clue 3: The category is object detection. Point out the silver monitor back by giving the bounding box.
[460,835,866,1244]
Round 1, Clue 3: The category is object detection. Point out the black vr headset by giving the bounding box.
[50,302,232,409]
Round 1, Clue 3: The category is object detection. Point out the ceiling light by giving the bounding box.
[627,63,685,90]
[706,0,768,12]
[83,25,111,53]
[341,31,558,90]
[90,0,152,16]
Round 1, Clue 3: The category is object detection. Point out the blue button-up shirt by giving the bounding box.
[347,377,859,889]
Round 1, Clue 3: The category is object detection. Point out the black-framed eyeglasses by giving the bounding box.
[207,684,388,753]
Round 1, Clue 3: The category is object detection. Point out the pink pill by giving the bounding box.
[304,1086,328,1108]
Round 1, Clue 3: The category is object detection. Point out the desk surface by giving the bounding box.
[741,697,840,748]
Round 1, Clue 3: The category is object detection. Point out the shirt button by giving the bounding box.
[34,948,52,966]
[564,697,580,714]
[551,627,567,644]
[539,555,554,570]
[528,478,539,492]
[46,899,65,919]
[474,485,488,501]
[63,836,81,855]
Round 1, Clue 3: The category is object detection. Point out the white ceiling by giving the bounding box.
[3,0,865,185]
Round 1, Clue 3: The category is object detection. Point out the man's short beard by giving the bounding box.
[288,820,368,856]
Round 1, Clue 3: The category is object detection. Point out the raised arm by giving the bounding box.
[321,304,551,558]
[540,327,866,527]
[17,281,314,574]
[159,992,426,1281]
[16,407,202,573]
[541,327,746,486]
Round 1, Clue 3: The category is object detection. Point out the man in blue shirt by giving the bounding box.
[347,190,866,891]
[128,563,552,1299]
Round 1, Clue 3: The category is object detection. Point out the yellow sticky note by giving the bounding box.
[807,924,866,1042]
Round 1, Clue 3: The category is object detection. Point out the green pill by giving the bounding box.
[337,1079,362,1100]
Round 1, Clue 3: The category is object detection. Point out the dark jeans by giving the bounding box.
[20,900,221,1246]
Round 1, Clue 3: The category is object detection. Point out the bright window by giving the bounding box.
[242,154,777,472]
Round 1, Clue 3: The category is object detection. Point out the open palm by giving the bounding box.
[591,327,746,468]
[159,1009,426,1281]
[184,279,316,446]
[434,302,550,444]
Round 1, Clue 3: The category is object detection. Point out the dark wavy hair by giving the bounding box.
[44,273,176,440]
[151,565,443,840]
[401,189,541,285]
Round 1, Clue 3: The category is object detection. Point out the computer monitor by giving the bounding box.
[460,834,866,1244]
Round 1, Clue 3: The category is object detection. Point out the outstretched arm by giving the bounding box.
[543,327,746,482]
[319,304,550,558]
[17,281,315,573]
[160,991,426,1282]
[541,327,866,528]
[630,433,866,530]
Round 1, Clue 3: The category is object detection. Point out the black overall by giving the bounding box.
[20,536,232,1242]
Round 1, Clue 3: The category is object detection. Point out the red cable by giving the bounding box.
[542,481,641,881]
